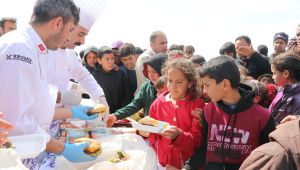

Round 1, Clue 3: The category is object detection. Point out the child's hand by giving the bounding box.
[106,114,117,127]
[166,164,179,170]
[191,108,203,119]
[277,115,298,128]
[138,130,150,137]
[160,125,179,139]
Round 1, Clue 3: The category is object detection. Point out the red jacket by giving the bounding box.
[148,91,205,168]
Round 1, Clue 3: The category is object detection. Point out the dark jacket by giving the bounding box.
[240,118,300,170]
[120,65,137,95]
[270,81,300,124]
[84,64,96,74]
[237,51,271,79]
[92,65,133,113]
[184,85,276,170]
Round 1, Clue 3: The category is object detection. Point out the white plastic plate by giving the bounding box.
[8,134,46,159]
[130,121,164,134]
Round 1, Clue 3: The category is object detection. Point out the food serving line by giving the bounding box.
[0,99,160,170]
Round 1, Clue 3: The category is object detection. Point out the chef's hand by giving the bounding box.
[0,112,13,130]
[0,112,13,146]
[61,142,96,162]
[71,105,98,120]
[106,114,117,127]
[160,125,180,140]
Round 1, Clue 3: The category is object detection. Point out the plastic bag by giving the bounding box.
[0,149,28,170]
[55,134,158,170]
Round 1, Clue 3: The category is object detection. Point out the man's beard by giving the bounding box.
[74,42,81,46]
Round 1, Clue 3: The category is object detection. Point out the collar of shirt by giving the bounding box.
[25,25,48,55]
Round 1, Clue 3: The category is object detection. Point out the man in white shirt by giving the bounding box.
[47,0,109,110]
[0,0,95,164]
[135,31,168,93]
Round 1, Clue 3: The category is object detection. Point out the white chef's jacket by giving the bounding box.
[47,49,104,101]
[0,26,57,142]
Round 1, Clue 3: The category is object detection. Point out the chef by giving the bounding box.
[47,0,109,112]
[0,0,96,165]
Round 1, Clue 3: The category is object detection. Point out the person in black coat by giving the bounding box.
[235,35,271,79]
[92,46,133,113]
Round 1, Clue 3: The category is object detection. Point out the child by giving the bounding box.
[142,58,205,169]
[184,56,276,170]
[258,73,274,84]
[154,75,168,96]
[245,80,277,108]
[118,43,138,95]
[82,46,98,73]
[269,52,300,124]
[189,55,206,68]
[92,46,132,113]
[105,54,167,127]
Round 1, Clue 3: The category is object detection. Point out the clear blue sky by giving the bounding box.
[1,0,299,59]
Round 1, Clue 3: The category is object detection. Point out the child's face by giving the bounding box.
[259,76,273,84]
[271,64,288,87]
[98,53,115,72]
[147,65,160,84]
[201,75,224,102]
[167,68,191,101]
[86,52,97,67]
[121,54,137,70]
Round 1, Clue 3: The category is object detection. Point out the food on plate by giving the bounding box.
[0,139,13,149]
[110,151,130,163]
[73,138,102,157]
[138,117,169,128]
[88,104,107,116]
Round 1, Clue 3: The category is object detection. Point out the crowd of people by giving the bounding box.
[1,0,300,169]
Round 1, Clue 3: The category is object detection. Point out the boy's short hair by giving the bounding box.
[98,46,113,59]
[135,46,144,55]
[118,43,136,58]
[189,55,206,65]
[219,42,236,57]
[199,55,240,88]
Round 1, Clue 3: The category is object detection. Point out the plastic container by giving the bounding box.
[8,134,46,159]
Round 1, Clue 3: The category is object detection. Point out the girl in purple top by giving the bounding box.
[269,52,300,124]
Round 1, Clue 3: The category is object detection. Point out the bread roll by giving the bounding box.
[138,117,169,128]
[138,117,159,126]
[73,138,102,157]
[88,104,107,115]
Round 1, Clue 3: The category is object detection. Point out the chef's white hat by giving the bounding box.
[74,0,106,30]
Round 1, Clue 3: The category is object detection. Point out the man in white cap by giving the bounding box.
[47,0,109,121]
